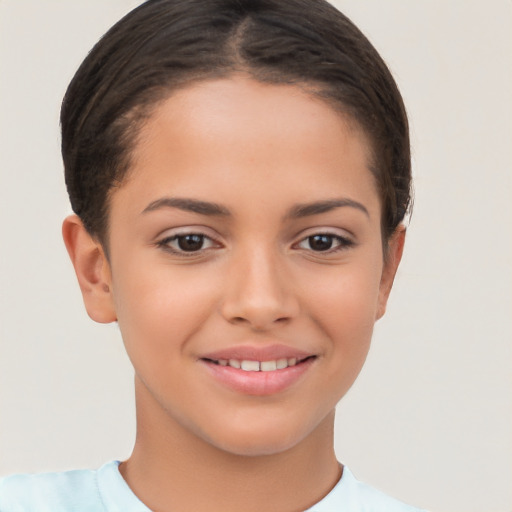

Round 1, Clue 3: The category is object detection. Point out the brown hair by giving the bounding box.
[61,0,411,244]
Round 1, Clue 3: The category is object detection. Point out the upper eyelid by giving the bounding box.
[154,227,222,252]
[293,226,355,241]
[160,231,214,241]
[155,225,221,240]
[294,233,354,246]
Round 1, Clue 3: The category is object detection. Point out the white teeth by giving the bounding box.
[276,358,288,370]
[241,360,260,371]
[220,357,304,371]
[260,360,277,372]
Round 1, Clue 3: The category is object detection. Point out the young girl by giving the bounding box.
[0,1,426,510]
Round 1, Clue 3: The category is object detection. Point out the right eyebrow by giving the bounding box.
[141,197,231,216]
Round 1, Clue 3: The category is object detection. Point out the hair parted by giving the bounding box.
[61,0,411,244]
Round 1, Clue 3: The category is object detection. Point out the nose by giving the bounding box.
[220,247,299,331]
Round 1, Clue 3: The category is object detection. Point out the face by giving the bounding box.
[95,77,401,456]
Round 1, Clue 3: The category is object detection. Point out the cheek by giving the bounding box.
[110,258,220,365]
[304,259,383,352]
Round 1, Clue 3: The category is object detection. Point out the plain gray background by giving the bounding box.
[0,1,511,511]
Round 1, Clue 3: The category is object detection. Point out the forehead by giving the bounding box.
[115,76,379,220]
[137,76,371,157]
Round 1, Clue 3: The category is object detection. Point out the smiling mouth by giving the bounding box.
[202,356,316,372]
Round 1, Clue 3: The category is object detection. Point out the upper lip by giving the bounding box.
[200,344,315,362]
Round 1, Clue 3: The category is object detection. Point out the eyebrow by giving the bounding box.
[286,198,370,219]
[142,197,230,216]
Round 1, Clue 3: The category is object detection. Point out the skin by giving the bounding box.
[63,76,405,512]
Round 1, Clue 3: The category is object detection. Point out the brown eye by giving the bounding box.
[177,234,205,252]
[296,233,354,253]
[158,232,218,254]
[307,235,335,251]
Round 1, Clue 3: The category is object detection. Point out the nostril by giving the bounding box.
[228,315,291,328]
[231,316,247,324]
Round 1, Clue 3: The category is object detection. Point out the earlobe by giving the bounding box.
[376,225,406,320]
[62,215,117,323]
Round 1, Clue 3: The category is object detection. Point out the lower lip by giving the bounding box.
[201,358,315,396]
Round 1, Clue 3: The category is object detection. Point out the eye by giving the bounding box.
[157,233,218,254]
[296,233,354,252]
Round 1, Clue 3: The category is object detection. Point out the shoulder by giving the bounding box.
[306,466,428,512]
[0,465,104,512]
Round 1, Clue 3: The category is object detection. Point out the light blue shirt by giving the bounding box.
[0,461,427,511]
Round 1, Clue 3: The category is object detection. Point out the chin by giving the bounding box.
[210,430,304,457]
[195,411,331,458]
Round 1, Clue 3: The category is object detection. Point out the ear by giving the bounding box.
[62,215,117,323]
[376,225,406,320]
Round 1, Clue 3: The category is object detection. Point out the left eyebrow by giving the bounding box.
[286,198,370,219]
[142,197,231,216]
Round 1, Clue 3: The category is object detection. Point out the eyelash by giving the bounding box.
[156,233,219,256]
[156,231,355,256]
[294,233,355,253]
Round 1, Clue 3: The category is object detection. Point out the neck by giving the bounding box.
[119,378,341,512]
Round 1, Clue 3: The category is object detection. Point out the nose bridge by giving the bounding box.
[220,241,298,329]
